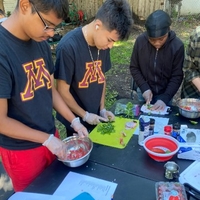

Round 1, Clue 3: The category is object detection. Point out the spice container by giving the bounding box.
[139,117,150,139]
[164,161,180,180]
[164,125,172,136]
[172,122,180,139]
[149,118,155,135]
[138,126,144,146]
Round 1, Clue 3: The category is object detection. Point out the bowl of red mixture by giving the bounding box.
[177,98,200,119]
[60,136,93,167]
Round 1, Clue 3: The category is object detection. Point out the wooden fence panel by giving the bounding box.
[68,0,165,20]
[128,0,165,20]
[69,0,103,20]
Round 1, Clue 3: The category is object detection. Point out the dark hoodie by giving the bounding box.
[129,30,184,104]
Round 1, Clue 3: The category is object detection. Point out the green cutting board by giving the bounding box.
[89,116,139,149]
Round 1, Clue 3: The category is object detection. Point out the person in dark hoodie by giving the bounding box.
[130,10,184,111]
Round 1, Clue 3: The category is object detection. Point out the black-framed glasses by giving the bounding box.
[32,3,56,32]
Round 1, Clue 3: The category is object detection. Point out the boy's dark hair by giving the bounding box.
[95,0,133,40]
[16,0,69,20]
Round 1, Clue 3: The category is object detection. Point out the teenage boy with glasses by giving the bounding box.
[0,0,88,192]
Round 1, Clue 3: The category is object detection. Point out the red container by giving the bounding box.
[164,125,172,136]
[143,135,179,162]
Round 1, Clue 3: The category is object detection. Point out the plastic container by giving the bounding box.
[139,117,150,139]
[149,118,155,135]
[143,135,179,162]
[172,122,181,139]
[164,125,172,136]
[132,104,140,117]
[138,126,144,146]
[164,161,180,180]
[155,182,187,200]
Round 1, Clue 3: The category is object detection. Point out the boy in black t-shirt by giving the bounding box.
[0,0,88,192]
[55,0,133,135]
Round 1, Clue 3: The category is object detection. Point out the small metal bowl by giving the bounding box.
[177,98,200,119]
[59,136,93,167]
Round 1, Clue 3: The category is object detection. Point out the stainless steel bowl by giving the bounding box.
[59,136,93,167]
[177,98,200,119]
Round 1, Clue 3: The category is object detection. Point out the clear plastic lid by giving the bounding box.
[155,181,188,200]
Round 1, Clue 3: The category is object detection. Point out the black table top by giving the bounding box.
[88,105,197,182]
[89,134,193,182]
[25,160,156,200]
[24,105,199,199]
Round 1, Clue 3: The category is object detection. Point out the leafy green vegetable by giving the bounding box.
[165,150,171,154]
[190,120,198,125]
[124,102,134,118]
[97,121,115,135]
[147,104,151,109]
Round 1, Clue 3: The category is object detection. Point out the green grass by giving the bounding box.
[105,38,135,109]
[110,39,134,65]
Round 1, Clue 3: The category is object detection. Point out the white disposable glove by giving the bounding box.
[82,112,107,125]
[100,108,115,121]
[43,134,66,160]
[70,117,88,137]
[151,100,166,111]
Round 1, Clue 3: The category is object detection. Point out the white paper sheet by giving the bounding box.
[53,172,117,200]
[134,115,169,135]
[8,192,67,200]
[141,104,170,115]
[179,161,200,190]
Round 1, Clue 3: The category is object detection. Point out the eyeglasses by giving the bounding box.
[32,3,56,32]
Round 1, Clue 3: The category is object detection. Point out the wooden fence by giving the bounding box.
[68,0,104,21]
[69,0,165,21]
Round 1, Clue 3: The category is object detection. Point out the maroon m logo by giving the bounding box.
[20,59,52,101]
[79,60,105,88]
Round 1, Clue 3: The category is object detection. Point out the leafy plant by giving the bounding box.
[7,11,11,17]
[69,2,79,25]
[124,102,134,119]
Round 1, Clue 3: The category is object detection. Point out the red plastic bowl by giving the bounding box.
[143,135,179,162]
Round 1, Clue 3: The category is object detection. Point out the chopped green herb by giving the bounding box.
[165,150,171,154]
[190,120,198,125]
[97,121,115,135]
[147,104,152,109]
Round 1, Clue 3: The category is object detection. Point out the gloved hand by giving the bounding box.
[100,108,115,121]
[43,134,66,160]
[70,117,88,137]
[82,112,107,125]
[142,89,153,105]
[151,100,166,111]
